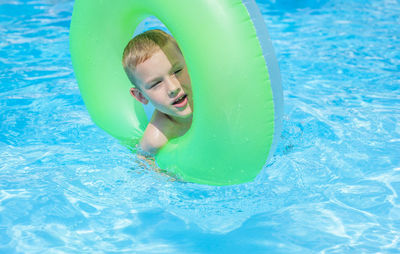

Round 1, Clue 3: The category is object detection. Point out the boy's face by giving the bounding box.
[130,43,193,121]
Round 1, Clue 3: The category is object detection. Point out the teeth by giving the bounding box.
[174,95,185,104]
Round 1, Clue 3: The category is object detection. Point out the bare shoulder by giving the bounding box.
[139,111,170,154]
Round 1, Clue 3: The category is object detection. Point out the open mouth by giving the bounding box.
[172,94,187,106]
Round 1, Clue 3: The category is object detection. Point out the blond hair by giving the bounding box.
[122,29,181,87]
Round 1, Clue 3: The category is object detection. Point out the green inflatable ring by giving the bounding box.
[70,0,283,185]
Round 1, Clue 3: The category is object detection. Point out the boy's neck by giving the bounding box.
[159,113,192,140]
[168,114,192,125]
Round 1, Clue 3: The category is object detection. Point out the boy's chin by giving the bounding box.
[175,112,192,119]
[174,110,193,119]
[157,108,192,120]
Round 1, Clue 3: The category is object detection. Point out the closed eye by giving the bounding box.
[174,68,183,74]
[150,80,161,88]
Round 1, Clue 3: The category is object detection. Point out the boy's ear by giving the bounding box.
[130,87,149,105]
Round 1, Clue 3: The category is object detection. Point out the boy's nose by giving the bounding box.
[166,76,181,97]
[168,87,180,97]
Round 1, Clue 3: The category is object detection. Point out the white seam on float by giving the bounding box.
[241,0,284,163]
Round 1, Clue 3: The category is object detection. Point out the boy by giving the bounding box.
[122,29,193,155]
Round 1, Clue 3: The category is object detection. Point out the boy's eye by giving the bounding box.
[174,68,183,74]
[150,81,161,88]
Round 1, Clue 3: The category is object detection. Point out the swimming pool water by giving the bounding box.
[1,0,399,253]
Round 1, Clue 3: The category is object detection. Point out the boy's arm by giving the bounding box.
[139,111,169,154]
[140,122,168,154]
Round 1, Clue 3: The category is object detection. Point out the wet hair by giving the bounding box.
[122,29,181,87]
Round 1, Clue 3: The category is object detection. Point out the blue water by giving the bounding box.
[1,0,400,253]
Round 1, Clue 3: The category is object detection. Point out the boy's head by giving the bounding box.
[122,29,193,120]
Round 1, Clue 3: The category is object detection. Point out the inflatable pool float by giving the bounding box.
[70,0,283,185]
